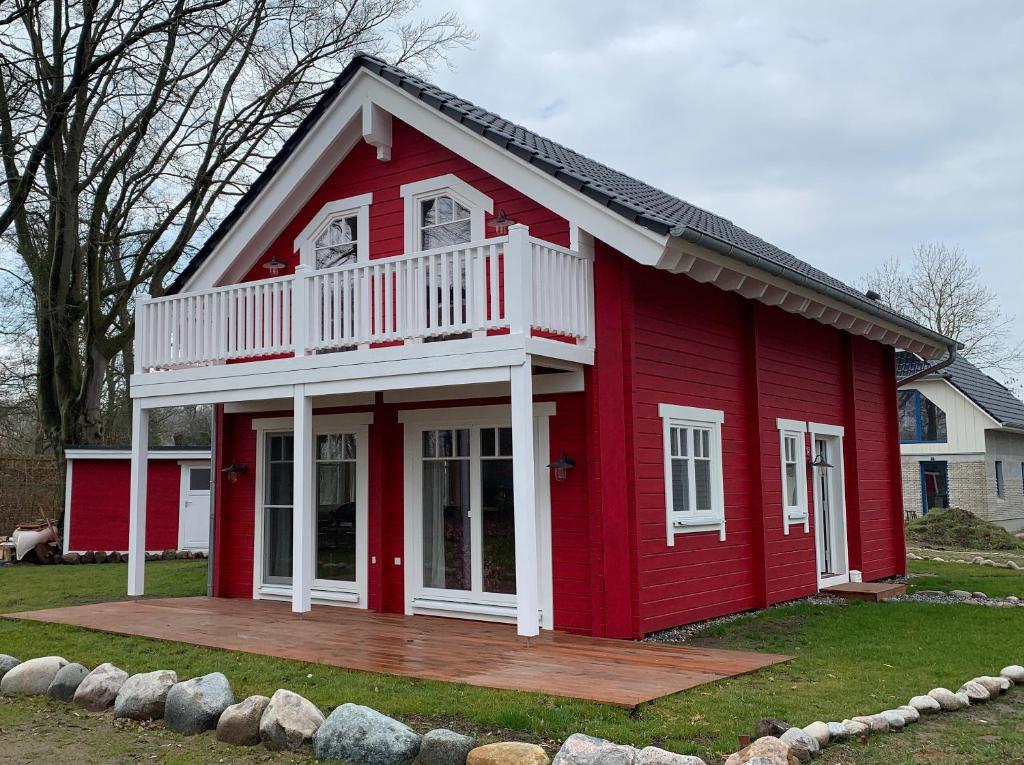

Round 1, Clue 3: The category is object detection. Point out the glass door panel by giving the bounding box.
[481,427,516,595]
[421,429,472,591]
[815,437,834,576]
[315,433,357,582]
[264,432,294,584]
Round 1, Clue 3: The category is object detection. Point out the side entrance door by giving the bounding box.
[920,461,949,515]
[811,429,850,589]
[179,463,211,551]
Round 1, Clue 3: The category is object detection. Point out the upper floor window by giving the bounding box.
[400,174,492,253]
[996,460,1005,499]
[294,193,372,269]
[777,419,809,534]
[898,389,947,443]
[659,403,726,544]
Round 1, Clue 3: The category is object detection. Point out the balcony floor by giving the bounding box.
[6,597,789,706]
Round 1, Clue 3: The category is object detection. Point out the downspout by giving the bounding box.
[896,344,959,388]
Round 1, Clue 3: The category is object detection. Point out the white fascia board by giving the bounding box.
[64,449,211,461]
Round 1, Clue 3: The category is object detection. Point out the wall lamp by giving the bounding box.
[221,461,249,483]
[547,451,576,482]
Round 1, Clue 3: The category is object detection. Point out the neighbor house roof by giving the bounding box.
[897,351,1024,430]
[168,54,953,351]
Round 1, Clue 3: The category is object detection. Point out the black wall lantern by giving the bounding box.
[809,452,833,469]
[263,257,286,277]
[221,461,249,483]
[547,451,576,482]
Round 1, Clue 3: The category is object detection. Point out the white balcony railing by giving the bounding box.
[135,225,593,372]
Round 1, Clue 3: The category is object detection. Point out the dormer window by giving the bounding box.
[294,193,372,269]
[400,174,493,253]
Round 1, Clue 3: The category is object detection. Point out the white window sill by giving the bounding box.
[669,516,726,542]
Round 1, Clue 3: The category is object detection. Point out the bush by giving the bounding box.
[906,507,1024,551]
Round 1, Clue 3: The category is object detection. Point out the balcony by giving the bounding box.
[133,226,593,388]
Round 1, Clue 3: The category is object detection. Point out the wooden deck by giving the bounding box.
[823,581,907,602]
[5,597,789,706]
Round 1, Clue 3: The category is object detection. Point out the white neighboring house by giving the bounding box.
[898,352,1024,531]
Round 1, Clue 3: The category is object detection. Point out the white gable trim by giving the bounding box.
[293,192,373,266]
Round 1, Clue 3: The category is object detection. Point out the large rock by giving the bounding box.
[314,703,420,765]
[974,676,1008,696]
[957,680,990,703]
[802,721,830,748]
[553,734,638,765]
[164,672,234,735]
[259,688,324,751]
[1,656,68,696]
[47,662,89,702]
[216,695,271,746]
[779,727,818,762]
[908,695,941,714]
[723,737,790,765]
[896,705,921,724]
[467,743,550,765]
[468,741,552,765]
[841,719,869,738]
[1001,665,1024,684]
[0,655,20,685]
[880,710,905,729]
[949,590,972,600]
[635,748,706,765]
[850,714,889,733]
[114,669,177,720]
[754,718,791,738]
[419,729,478,765]
[928,687,966,711]
[74,663,128,711]
[826,722,847,741]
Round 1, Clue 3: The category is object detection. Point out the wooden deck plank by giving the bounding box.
[4,597,790,707]
[823,582,906,602]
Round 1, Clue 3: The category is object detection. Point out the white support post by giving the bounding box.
[505,224,532,337]
[291,384,314,614]
[293,265,311,356]
[127,399,150,596]
[134,294,150,374]
[510,361,539,638]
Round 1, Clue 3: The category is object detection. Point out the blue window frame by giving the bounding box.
[898,390,947,444]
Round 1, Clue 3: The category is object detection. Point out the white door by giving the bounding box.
[179,464,211,551]
[812,434,849,589]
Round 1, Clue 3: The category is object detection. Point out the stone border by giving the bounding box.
[6,549,207,566]
[1,649,1022,765]
[907,551,1022,570]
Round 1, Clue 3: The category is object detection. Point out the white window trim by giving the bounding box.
[294,192,373,267]
[658,403,726,545]
[399,174,493,253]
[251,411,373,607]
[777,418,809,535]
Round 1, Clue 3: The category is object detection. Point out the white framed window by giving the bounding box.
[400,174,493,253]
[777,418,809,535]
[658,403,726,544]
[293,193,373,269]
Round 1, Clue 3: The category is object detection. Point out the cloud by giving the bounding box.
[423,0,1024,345]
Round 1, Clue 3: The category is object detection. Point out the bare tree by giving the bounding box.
[861,243,1024,379]
[0,0,473,455]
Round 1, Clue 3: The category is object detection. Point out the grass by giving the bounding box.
[906,508,1024,552]
[2,559,1024,761]
[907,559,1024,598]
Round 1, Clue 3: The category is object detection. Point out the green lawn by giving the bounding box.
[1,560,1023,762]
[907,559,1024,598]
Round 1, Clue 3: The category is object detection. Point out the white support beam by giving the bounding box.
[510,362,539,638]
[291,384,314,614]
[127,400,150,596]
[362,98,392,160]
[505,224,532,337]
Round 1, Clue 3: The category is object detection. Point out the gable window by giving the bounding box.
[294,193,372,269]
[777,419,809,534]
[897,389,947,443]
[658,404,726,544]
[400,174,493,253]
[995,460,1005,499]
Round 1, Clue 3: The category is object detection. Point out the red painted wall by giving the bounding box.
[68,459,183,552]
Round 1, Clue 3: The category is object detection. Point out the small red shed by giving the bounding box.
[64,447,211,554]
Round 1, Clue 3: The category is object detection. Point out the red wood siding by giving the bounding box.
[237,119,568,283]
[68,459,182,552]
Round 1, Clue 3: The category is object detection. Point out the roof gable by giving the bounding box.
[171,53,952,358]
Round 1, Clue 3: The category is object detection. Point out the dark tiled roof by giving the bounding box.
[166,54,951,348]
[897,351,1024,429]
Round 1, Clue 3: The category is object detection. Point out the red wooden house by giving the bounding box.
[125,55,955,639]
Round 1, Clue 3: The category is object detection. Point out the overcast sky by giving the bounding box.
[422,0,1024,351]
